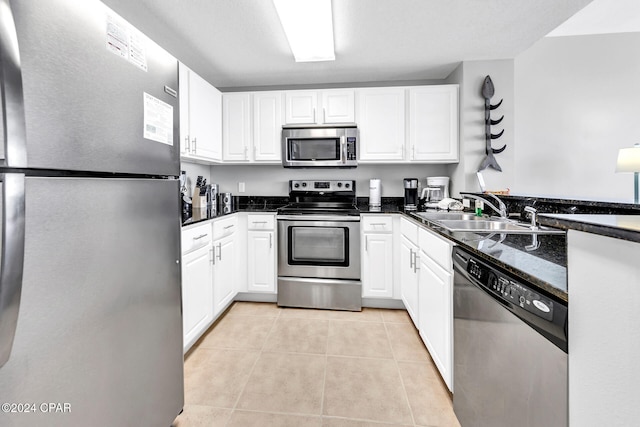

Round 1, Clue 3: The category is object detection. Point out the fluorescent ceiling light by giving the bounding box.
[273,0,335,62]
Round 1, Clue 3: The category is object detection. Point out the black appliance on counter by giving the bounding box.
[403,178,419,211]
[277,180,361,311]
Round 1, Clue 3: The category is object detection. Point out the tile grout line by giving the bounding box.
[221,304,282,427]
[319,319,331,422]
[383,318,418,427]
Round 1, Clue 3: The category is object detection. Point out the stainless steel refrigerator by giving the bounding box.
[0,0,184,426]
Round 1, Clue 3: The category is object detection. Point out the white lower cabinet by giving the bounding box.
[418,227,454,391]
[181,223,214,353]
[246,214,276,293]
[400,217,420,328]
[212,216,238,316]
[361,215,394,298]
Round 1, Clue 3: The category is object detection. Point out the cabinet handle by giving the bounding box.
[365,236,368,252]
[216,242,222,261]
[192,137,197,153]
[313,108,316,123]
[252,221,267,224]
[269,234,272,248]
[370,223,386,226]
[409,248,414,269]
[224,224,234,229]
[412,145,415,160]
[414,255,420,273]
[323,108,326,123]
[185,135,190,152]
[193,233,208,240]
[210,247,215,265]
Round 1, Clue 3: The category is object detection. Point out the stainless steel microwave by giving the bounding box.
[282,125,358,168]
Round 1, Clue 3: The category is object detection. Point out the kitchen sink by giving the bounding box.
[411,212,565,234]
[413,212,485,221]
[434,219,565,234]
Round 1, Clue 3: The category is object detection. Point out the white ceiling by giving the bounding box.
[102,0,594,89]
[547,0,640,37]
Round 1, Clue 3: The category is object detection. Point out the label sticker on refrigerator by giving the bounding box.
[106,15,148,71]
[143,93,173,145]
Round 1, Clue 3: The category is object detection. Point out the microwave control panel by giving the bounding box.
[346,137,357,160]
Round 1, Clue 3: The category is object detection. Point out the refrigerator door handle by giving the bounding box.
[0,173,26,368]
[0,0,28,167]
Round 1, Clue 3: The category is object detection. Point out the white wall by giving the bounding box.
[185,163,449,197]
[514,32,640,203]
[446,60,515,196]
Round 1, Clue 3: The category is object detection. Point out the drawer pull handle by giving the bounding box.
[252,221,267,224]
[370,223,387,226]
[223,225,234,229]
[193,234,208,240]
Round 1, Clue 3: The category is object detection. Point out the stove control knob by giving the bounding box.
[345,183,350,188]
[337,182,342,188]
[301,182,307,187]
[294,183,300,188]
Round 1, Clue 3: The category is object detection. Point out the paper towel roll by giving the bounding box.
[369,179,381,208]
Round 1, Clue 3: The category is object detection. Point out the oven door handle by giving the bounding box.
[277,215,361,222]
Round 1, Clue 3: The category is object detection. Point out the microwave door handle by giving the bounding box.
[0,0,27,167]
[341,137,347,164]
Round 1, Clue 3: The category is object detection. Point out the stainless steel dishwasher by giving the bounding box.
[452,247,568,427]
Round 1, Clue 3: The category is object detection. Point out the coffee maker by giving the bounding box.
[403,178,419,211]
[421,176,450,208]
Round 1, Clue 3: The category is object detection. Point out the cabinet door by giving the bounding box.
[253,92,283,162]
[322,89,355,123]
[213,233,237,315]
[418,253,453,391]
[400,235,419,327]
[181,245,213,352]
[409,85,458,162]
[178,63,192,156]
[357,88,406,161]
[222,93,251,161]
[247,230,276,293]
[189,71,222,161]
[362,233,393,298]
[285,91,318,124]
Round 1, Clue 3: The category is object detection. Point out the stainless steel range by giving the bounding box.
[277,180,361,311]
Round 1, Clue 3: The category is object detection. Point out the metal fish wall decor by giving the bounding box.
[479,75,506,172]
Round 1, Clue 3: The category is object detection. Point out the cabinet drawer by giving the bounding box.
[419,227,452,271]
[247,214,275,230]
[400,217,419,245]
[213,215,238,239]
[181,223,212,255]
[361,215,393,233]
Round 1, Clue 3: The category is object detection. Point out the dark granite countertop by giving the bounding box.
[403,213,567,302]
[182,196,568,302]
[539,214,640,243]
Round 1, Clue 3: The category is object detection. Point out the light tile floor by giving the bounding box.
[172,302,461,427]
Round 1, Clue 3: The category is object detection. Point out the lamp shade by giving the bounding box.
[616,146,640,172]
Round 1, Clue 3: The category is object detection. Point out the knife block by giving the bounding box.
[192,187,207,209]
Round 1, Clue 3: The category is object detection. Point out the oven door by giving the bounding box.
[277,215,360,280]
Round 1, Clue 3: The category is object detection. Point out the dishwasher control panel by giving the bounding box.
[467,259,554,321]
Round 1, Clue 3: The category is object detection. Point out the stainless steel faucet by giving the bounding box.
[460,192,508,219]
[524,206,539,230]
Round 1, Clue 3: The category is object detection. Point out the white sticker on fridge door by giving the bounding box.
[143,93,173,145]
[106,15,148,71]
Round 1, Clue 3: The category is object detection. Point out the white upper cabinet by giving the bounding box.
[284,89,355,125]
[356,88,406,161]
[221,92,283,163]
[409,85,459,162]
[321,89,355,123]
[179,62,222,162]
[253,92,283,162]
[222,93,251,161]
[285,91,318,124]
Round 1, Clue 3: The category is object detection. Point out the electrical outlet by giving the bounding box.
[238,182,245,193]
[462,198,471,208]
